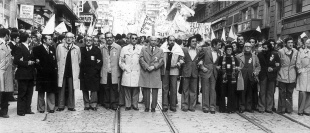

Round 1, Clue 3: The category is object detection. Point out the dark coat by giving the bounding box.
[199,47,220,79]
[80,46,103,91]
[32,45,58,92]
[257,51,281,81]
[181,47,200,78]
[14,43,36,80]
[7,42,19,57]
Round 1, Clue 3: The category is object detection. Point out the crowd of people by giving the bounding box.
[0,26,310,119]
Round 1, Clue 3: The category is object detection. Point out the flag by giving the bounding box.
[42,14,55,34]
[228,26,237,40]
[300,32,307,38]
[54,22,67,34]
[87,22,94,36]
[221,28,226,41]
[211,28,216,40]
[15,18,18,28]
[256,25,261,33]
[79,23,86,34]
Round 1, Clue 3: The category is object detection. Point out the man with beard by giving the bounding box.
[92,36,101,48]
[257,42,280,113]
[236,35,245,54]
[236,42,260,113]
[33,34,58,113]
[277,37,298,114]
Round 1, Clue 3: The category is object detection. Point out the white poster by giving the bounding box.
[20,4,34,19]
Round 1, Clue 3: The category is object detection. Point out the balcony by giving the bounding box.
[237,19,262,33]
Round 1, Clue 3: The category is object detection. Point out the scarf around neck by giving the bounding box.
[222,54,237,84]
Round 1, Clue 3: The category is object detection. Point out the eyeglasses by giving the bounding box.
[86,39,92,42]
[131,38,138,40]
[287,41,294,44]
[66,37,74,39]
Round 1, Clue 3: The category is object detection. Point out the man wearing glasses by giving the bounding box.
[80,36,102,111]
[119,33,143,111]
[236,42,260,113]
[100,32,122,110]
[56,32,81,111]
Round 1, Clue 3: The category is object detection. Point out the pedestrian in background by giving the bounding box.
[56,32,81,112]
[80,36,102,111]
[33,34,58,113]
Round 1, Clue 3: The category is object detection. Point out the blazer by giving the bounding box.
[33,45,57,92]
[235,52,261,75]
[257,51,281,81]
[7,41,18,57]
[138,45,164,88]
[119,44,142,87]
[56,43,81,89]
[14,43,36,80]
[181,47,200,78]
[100,42,122,84]
[277,47,298,83]
[199,47,220,79]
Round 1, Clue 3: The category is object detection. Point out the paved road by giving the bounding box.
[0,86,310,133]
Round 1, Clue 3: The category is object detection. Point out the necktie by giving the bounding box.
[151,46,154,54]
[46,46,49,53]
[133,45,135,50]
[108,45,111,55]
[87,47,90,51]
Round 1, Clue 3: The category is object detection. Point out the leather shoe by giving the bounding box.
[92,107,98,111]
[84,107,90,110]
[203,110,209,113]
[246,110,254,113]
[39,111,44,113]
[304,113,310,116]
[125,107,131,111]
[298,113,304,116]
[196,101,201,105]
[68,108,76,111]
[56,108,64,111]
[48,110,55,113]
[188,109,195,112]
[17,113,25,116]
[162,108,168,112]
[144,108,149,112]
[239,110,244,113]
[151,108,155,112]
[258,111,264,113]
[1,114,9,118]
[26,112,35,114]
[111,107,117,110]
[210,111,215,114]
[181,109,188,112]
[132,107,139,111]
[170,108,176,112]
[265,110,273,114]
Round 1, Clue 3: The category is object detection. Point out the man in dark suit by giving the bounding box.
[199,39,221,114]
[80,36,102,111]
[180,36,200,112]
[14,32,36,116]
[257,41,280,114]
[33,34,58,113]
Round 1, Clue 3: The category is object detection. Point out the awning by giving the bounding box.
[18,18,33,26]
[211,17,226,25]
[17,0,46,6]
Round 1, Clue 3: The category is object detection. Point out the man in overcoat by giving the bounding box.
[139,36,164,112]
[80,36,102,111]
[14,32,36,116]
[119,33,143,111]
[0,29,14,118]
[33,34,58,113]
[56,32,81,111]
[100,32,121,110]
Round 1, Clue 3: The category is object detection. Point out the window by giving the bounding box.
[242,9,249,21]
[264,0,270,27]
[251,4,259,19]
[296,0,303,13]
[276,0,283,19]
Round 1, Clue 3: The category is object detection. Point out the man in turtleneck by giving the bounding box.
[236,42,261,113]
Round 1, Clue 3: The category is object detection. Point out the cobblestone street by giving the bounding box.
[0,87,310,133]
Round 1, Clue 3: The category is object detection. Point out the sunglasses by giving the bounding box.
[131,38,138,40]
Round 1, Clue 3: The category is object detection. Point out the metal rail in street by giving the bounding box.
[114,107,121,133]
[275,112,310,130]
[237,113,274,133]
[157,103,179,133]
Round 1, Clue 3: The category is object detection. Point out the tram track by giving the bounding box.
[275,112,310,130]
[236,112,274,133]
[157,103,179,133]
[114,107,120,133]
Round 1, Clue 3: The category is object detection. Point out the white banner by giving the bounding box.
[140,15,154,36]
[20,5,34,19]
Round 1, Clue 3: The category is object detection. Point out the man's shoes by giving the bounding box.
[39,111,44,113]
[304,113,310,116]
[162,108,168,112]
[92,107,98,111]
[181,108,188,112]
[210,111,215,114]
[111,107,117,110]
[170,108,176,112]
[125,107,131,111]
[17,113,25,116]
[196,101,201,105]
[56,108,64,111]
[265,110,273,114]
[132,107,139,111]
[188,109,195,112]
[298,113,304,116]
[138,100,144,104]
[151,108,155,112]
[8,96,17,102]
[84,107,90,110]
[239,110,244,113]
[48,110,55,113]
[203,110,209,113]
[68,108,76,111]
[26,112,35,114]
[258,111,264,113]
[246,110,254,113]
[144,108,149,112]
[0,114,9,118]
[272,108,277,112]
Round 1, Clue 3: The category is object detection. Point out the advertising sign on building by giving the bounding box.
[20,4,34,19]
[79,15,93,22]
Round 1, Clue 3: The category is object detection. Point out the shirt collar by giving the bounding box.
[189,46,196,50]
[0,38,5,44]
[23,42,29,48]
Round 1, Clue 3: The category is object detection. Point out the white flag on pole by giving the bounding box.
[42,14,55,34]
[300,32,307,38]
[256,25,261,33]
[211,28,216,40]
[228,26,237,40]
[55,22,68,34]
[87,22,94,36]
[221,28,226,41]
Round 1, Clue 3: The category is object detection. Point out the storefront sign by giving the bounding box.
[79,15,93,22]
[20,4,34,19]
